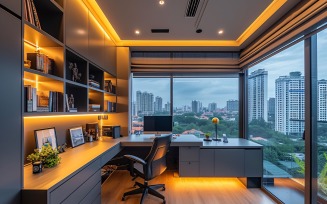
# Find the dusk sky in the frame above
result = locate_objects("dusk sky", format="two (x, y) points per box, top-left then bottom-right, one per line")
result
(132, 29), (327, 109)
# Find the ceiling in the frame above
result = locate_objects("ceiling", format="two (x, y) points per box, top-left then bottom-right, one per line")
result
(85, 0), (301, 51)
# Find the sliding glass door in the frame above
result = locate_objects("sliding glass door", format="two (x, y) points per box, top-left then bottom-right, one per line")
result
(247, 41), (305, 203)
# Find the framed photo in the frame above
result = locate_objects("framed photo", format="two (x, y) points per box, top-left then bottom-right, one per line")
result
(34, 127), (58, 150)
(69, 126), (85, 147)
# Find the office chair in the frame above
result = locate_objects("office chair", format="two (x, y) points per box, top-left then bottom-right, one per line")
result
(122, 134), (172, 204)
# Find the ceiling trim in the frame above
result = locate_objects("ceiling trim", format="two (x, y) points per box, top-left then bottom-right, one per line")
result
(83, 0), (287, 47)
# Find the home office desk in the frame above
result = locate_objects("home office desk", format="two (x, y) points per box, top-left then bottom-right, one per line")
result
(22, 135), (262, 204)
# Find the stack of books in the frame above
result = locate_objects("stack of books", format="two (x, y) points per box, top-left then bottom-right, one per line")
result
(27, 52), (54, 74)
(24, 86), (63, 112)
(89, 104), (101, 112)
(89, 79), (100, 89)
(24, 0), (41, 29)
(106, 101), (116, 112)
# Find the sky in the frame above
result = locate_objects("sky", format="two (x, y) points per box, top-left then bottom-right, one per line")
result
(132, 29), (327, 108)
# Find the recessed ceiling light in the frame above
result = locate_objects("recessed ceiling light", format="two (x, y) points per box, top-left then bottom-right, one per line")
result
(218, 30), (224, 35)
(159, 0), (165, 5)
(135, 30), (140, 35)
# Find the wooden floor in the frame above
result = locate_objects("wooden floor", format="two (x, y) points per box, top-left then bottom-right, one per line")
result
(102, 170), (276, 204)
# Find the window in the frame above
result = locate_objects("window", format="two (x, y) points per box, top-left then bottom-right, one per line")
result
(317, 28), (327, 202)
(131, 75), (239, 138)
(173, 77), (239, 137)
(247, 42), (305, 203)
(131, 77), (171, 134)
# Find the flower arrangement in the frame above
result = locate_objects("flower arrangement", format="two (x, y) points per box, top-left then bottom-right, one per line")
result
(212, 117), (220, 141)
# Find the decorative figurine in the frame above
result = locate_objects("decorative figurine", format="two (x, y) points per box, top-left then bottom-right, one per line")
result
(69, 62), (82, 82)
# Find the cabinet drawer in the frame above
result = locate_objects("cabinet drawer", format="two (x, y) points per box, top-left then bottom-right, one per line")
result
(101, 144), (121, 166)
(50, 159), (101, 204)
(80, 181), (101, 204)
(62, 171), (101, 204)
(180, 147), (199, 161)
(179, 161), (199, 177)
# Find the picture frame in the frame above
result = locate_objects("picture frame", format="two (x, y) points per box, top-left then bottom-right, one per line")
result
(34, 127), (58, 150)
(69, 126), (85, 147)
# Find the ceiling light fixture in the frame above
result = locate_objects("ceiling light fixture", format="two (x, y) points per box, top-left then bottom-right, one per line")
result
(218, 30), (224, 35)
(159, 0), (165, 5)
(135, 30), (140, 35)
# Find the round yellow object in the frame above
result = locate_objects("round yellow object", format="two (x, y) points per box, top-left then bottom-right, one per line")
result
(212, 117), (219, 124)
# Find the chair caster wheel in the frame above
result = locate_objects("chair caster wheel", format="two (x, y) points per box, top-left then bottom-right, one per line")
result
(162, 187), (165, 191)
(121, 196), (125, 201)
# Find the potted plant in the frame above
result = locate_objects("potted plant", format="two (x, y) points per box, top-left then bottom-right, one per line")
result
(205, 132), (211, 139)
(27, 145), (61, 169)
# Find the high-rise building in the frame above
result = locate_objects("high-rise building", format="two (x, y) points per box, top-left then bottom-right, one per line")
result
(208, 102), (217, 112)
(136, 91), (154, 115)
(318, 79), (327, 121)
(268, 98), (275, 123)
(192, 100), (201, 113)
(154, 96), (163, 112)
(275, 72), (305, 135)
(132, 101), (137, 116)
(164, 102), (171, 113)
(226, 100), (238, 112)
(248, 69), (268, 122)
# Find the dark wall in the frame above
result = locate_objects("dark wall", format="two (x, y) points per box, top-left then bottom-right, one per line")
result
(0, 6), (22, 204)
(0, 0), (21, 17)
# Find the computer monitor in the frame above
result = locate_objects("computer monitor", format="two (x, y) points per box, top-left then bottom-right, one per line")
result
(143, 116), (173, 135)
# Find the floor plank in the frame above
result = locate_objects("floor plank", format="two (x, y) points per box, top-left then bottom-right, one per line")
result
(102, 170), (276, 204)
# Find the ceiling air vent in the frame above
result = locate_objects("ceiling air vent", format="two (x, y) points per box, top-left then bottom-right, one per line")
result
(151, 29), (170, 33)
(185, 0), (200, 17)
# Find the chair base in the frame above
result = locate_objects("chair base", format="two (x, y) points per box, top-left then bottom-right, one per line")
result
(122, 181), (166, 204)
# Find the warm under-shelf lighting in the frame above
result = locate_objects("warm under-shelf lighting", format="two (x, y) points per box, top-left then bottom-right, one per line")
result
(24, 114), (102, 119)
(24, 40), (40, 51)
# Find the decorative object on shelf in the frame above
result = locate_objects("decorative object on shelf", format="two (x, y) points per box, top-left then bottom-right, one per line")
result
(24, 60), (31, 68)
(89, 74), (100, 89)
(222, 134), (228, 143)
(32, 161), (42, 174)
(68, 94), (75, 108)
(69, 126), (85, 147)
(86, 122), (99, 141)
(69, 62), (82, 82)
(34, 127), (58, 150)
(27, 145), (61, 169)
(212, 117), (221, 141)
(27, 52), (54, 74)
(58, 143), (67, 153)
(203, 132), (212, 141)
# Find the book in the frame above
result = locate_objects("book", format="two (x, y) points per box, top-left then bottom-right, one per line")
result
(30, 0), (41, 29)
(65, 94), (70, 112)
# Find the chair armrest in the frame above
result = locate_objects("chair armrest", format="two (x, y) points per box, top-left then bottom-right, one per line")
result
(124, 155), (146, 165)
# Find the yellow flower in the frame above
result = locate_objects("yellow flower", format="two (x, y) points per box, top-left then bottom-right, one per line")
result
(212, 117), (219, 124)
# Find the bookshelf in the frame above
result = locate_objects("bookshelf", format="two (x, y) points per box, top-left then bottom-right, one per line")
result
(23, 0), (117, 116)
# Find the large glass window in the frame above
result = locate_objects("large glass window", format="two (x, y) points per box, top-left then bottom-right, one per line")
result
(247, 42), (305, 203)
(317, 28), (327, 202)
(173, 77), (239, 138)
(131, 78), (171, 134)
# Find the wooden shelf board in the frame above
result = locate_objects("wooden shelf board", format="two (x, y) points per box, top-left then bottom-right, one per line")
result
(65, 80), (88, 88)
(89, 86), (104, 93)
(24, 23), (63, 47)
(24, 68), (64, 82)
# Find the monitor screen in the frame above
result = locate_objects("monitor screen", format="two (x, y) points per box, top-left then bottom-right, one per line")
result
(143, 116), (173, 134)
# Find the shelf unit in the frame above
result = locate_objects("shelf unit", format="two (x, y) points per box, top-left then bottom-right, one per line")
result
(23, 0), (117, 116)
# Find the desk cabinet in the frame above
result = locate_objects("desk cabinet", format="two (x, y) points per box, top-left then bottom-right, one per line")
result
(199, 148), (262, 178)
(179, 147), (199, 177)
